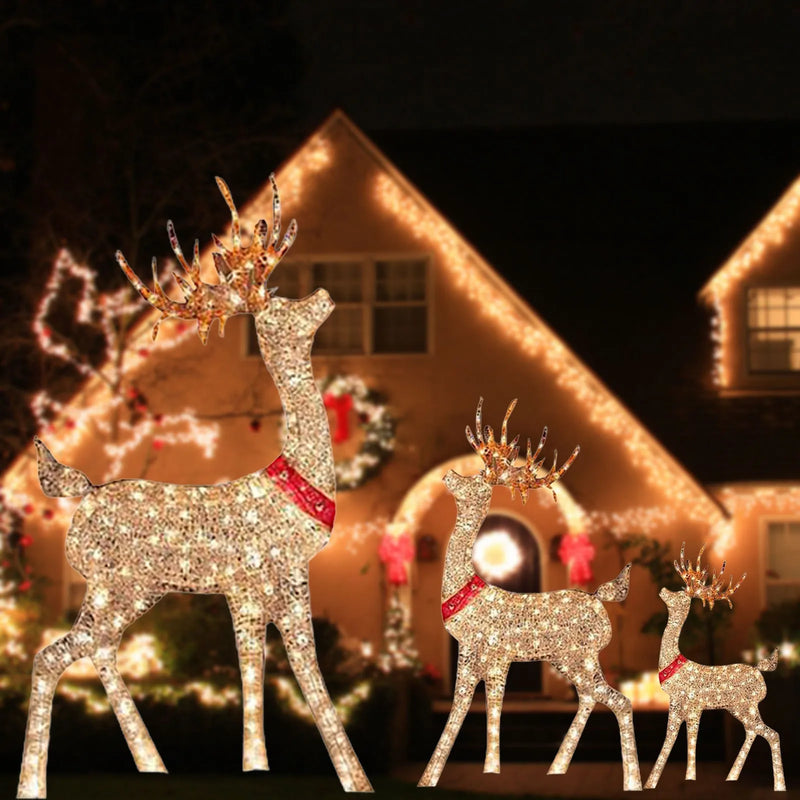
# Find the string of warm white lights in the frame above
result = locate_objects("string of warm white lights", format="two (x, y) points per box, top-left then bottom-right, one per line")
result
(699, 177), (800, 388)
(701, 177), (800, 302)
(54, 675), (373, 724)
(373, 172), (723, 527)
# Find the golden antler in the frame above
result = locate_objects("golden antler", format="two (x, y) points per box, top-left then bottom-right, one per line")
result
(674, 542), (746, 609)
(466, 398), (579, 503)
(508, 439), (581, 503)
(118, 174), (297, 344)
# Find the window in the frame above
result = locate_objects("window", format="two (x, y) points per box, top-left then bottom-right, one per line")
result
(312, 261), (365, 354)
(374, 259), (428, 353)
(747, 287), (800, 372)
(246, 256), (430, 356)
(765, 520), (800, 605)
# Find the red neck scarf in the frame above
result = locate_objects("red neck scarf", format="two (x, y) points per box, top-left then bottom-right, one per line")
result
(264, 455), (335, 530)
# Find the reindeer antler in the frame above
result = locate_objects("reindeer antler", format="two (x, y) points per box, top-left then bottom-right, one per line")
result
(466, 398), (579, 503)
(674, 542), (746, 609)
(118, 174), (297, 344)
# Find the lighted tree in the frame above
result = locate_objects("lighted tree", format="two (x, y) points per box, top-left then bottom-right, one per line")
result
(30, 249), (218, 481)
(0, 250), (220, 684)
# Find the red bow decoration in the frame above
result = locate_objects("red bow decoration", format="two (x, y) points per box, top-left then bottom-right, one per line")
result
(379, 532), (415, 586)
(558, 531), (595, 586)
(324, 392), (353, 443)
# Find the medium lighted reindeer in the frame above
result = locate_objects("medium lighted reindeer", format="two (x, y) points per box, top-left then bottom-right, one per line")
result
(18, 176), (373, 797)
(645, 543), (785, 791)
(419, 399), (642, 791)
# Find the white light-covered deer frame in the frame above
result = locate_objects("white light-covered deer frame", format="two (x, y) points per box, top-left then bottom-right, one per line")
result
(17, 177), (373, 797)
(418, 399), (641, 791)
(645, 543), (785, 791)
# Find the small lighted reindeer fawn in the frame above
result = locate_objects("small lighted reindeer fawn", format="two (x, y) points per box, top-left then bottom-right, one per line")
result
(419, 400), (642, 791)
(645, 543), (784, 791)
(18, 176), (373, 797)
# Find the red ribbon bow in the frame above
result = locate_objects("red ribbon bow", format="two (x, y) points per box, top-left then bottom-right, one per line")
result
(558, 532), (595, 586)
(324, 392), (353, 443)
(379, 533), (415, 585)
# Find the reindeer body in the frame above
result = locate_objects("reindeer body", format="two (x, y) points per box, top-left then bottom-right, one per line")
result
(644, 549), (785, 791)
(420, 431), (640, 791)
(64, 472), (328, 593)
(18, 179), (372, 797)
(447, 588), (613, 662)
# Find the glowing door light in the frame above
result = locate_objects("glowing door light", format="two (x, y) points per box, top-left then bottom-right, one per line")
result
(473, 529), (523, 581)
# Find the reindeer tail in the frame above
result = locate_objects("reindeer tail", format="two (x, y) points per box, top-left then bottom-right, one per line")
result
(757, 648), (779, 672)
(34, 437), (93, 498)
(593, 563), (632, 602)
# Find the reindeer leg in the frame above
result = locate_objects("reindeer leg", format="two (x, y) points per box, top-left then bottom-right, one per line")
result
(726, 727), (755, 783)
(727, 708), (785, 791)
(548, 689), (595, 776)
(90, 587), (166, 775)
(645, 703), (683, 789)
(761, 723), (785, 791)
(483, 659), (509, 773)
(226, 590), (269, 771)
(275, 583), (372, 792)
(418, 646), (480, 787)
(685, 712), (701, 780)
(579, 660), (641, 791)
(18, 586), (108, 798)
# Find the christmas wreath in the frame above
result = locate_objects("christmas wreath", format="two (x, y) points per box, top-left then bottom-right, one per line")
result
(321, 374), (395, 491)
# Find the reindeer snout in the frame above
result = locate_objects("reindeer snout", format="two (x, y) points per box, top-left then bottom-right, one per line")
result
(311, 288), (334, 318)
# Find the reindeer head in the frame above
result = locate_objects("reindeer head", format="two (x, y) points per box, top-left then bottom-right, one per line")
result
(661, 541), (746, 612)
(118, 175), (332, 346)
(445, 398), (579, 503)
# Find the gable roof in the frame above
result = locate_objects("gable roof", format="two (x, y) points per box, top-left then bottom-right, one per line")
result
(314, 111), (724, 526)
(4, 110), (726, 529)
(699, 175), (800, 303)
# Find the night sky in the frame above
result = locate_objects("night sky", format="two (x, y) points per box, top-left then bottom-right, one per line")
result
(3, 1), (800, 478)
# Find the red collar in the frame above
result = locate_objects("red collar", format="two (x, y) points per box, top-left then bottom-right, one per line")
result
(442, 573), (486, 621)
(658, 654), (687, 684)
(264, 455), (335, 530)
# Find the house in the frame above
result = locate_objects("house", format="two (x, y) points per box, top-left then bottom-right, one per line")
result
(698, 179), (800, 639)
(6, 111), (783, 702)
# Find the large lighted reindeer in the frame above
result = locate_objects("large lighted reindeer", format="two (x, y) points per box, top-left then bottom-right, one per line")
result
(18, 176), (373, 797)
(419, 400), (642, 791)
(645, 543), (785, 791)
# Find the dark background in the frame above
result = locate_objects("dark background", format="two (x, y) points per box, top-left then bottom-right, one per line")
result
(2, 0), (800, 479)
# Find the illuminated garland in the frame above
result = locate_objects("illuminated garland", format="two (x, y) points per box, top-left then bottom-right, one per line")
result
(320, 374), (395, 491)
(53, 677), (372, 724)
